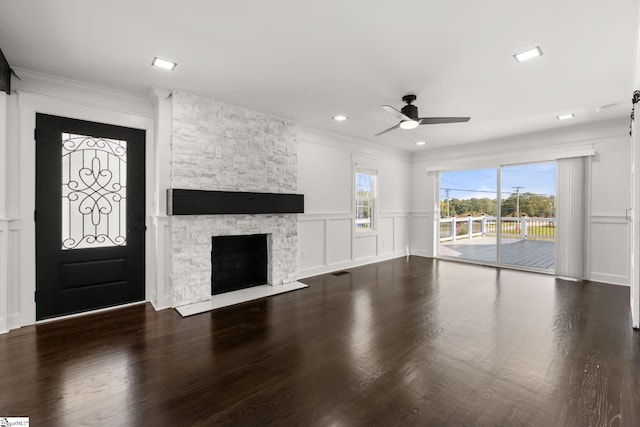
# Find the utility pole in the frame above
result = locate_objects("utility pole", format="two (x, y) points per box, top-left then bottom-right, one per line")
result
(512, 186), (524, 217)
(445, 188), (451, 217)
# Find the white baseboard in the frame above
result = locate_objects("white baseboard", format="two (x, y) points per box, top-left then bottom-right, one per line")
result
(149, 293), (173, 311)
(410, 249), (434, 258)
(588, 272), (630, 286)
(297, 251), (409, 279)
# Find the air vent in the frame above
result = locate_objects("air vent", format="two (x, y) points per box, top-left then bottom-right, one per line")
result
(332, 271), (351, 277)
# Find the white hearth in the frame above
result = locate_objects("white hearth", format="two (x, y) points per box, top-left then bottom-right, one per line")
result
(176, 281), (308, 317)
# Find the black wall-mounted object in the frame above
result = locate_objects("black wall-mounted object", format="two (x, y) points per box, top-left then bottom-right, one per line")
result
(167, 189), (304, 215)
(0, 48), (11, 94)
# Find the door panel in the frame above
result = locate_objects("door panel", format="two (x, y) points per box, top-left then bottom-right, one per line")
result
(438, 168), (498, 264)
(35, 113), (145, 320)
(499, 163), (556, 271)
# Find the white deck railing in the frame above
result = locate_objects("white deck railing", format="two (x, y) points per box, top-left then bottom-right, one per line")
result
(439, 216), (556, 242)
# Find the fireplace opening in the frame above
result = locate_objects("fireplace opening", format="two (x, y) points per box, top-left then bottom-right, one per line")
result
(211, 234), (268, 295)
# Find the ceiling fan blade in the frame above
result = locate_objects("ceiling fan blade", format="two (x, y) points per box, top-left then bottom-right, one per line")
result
(418, 117), (471, 125)
(374, 123), (401, 136)
(382, 105), (413, 122)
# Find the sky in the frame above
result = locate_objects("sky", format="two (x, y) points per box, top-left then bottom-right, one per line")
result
(440, 162), (556, 200)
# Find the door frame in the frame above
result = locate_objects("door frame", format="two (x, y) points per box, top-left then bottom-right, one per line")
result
(17, 90), (155, 326)
(435, 162), (558, 274)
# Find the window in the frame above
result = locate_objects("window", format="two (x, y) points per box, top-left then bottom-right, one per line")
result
(355, 168), (377, 231)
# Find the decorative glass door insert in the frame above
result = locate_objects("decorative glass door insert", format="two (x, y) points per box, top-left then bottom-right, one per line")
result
(61, 133), (127, 250)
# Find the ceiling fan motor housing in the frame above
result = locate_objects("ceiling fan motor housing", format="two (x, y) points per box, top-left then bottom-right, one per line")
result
(401, 104), (419, 121)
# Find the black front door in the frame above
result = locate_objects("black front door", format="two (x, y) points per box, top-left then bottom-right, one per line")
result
(35, 114), (145, 320)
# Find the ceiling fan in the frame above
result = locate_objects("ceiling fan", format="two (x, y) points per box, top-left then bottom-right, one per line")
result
(375, 94), (470, 136)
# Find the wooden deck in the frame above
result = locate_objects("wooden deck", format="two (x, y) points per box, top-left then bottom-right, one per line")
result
(440, 236), (556, 270)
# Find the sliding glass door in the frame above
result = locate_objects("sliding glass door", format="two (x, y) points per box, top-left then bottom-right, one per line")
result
(499, 163), (556, 270)
(439, 168), (498, 264)
(438, 162), (556, 272)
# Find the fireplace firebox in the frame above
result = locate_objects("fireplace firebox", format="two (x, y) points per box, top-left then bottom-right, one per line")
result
(211, 234), (268, 295)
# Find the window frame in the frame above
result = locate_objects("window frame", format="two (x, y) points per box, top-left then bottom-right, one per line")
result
(354, 166), (377, 233)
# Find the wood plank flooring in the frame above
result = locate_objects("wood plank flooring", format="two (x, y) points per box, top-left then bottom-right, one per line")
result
(1, 256), (639, 426)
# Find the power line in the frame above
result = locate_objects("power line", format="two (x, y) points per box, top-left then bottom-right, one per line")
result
(439, 187), (555, 197)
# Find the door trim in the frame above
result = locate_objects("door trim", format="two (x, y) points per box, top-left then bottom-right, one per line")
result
(17, 90), (154, 327)
(35, 113), (146, 319)
(35, 300), (146, 325)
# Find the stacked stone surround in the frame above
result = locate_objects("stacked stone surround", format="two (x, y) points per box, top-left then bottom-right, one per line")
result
(169, 91), (299, 307)
(171, 91), (297, 192)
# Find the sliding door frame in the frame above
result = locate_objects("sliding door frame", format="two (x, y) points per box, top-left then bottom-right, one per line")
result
(437, 162), (555, 275)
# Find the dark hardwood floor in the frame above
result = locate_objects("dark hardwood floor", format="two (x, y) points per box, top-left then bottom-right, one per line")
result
(1, 256), (639, 426)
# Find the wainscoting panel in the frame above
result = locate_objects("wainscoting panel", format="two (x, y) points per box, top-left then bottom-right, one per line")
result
(149, 216), (173, 310)
(326, 218), (352, 265)
(411, 213), (435, 257)
(297, 219), (326, 270)
(589, 214), (630, 285)
(297, 212), (410, 278)
(7, 226), (20, 330)
(0, 220), (8, 333)
(354, 234), (377, 260)
(393, 216), (410, 254)
(0, 219), (20, 333)
(378, 217), (394, 256)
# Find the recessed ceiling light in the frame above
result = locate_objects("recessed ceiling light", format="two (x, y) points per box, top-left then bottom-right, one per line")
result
(415, 141), (426, 146)
(333, 115), (348, 121)
(399, 120), (419, 130)
(152, 57), (177, 71)
(556, 113), (575, 120)
(513, 46), (543, 63)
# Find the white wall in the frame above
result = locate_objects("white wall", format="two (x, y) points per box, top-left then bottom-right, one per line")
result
(409, 168), (438, 258)
(588, 135), (632, 285)
(297, 129), (411, 278)
(410, 118), (632, 285)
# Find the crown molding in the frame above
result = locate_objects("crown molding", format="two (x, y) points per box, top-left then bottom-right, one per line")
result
(12, 67), (152, 116)
(412, 117), (629, 165)
(148, 86), (172, 103)
(298, 124), (411, 162)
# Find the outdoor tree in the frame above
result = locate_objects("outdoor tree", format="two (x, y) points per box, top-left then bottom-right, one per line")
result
(441, 193), (554, 218)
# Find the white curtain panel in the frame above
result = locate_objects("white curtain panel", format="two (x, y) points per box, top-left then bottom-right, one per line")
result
(555, 156), (588, 279)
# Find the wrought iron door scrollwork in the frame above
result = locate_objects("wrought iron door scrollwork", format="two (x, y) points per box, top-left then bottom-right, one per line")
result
(61, 133), (127, 250)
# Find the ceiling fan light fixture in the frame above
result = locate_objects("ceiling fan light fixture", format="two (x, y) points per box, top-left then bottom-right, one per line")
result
(375, 95), (470, 136)
(399, 120), (419, 130)
(513, 46), (543, 63)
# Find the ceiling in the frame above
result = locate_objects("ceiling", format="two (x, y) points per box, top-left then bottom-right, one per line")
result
(1, 1), (638, 152)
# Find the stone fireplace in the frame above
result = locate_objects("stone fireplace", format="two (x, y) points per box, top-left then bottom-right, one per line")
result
(168, 91), (301, 308)
(170, 214), (298, 306)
